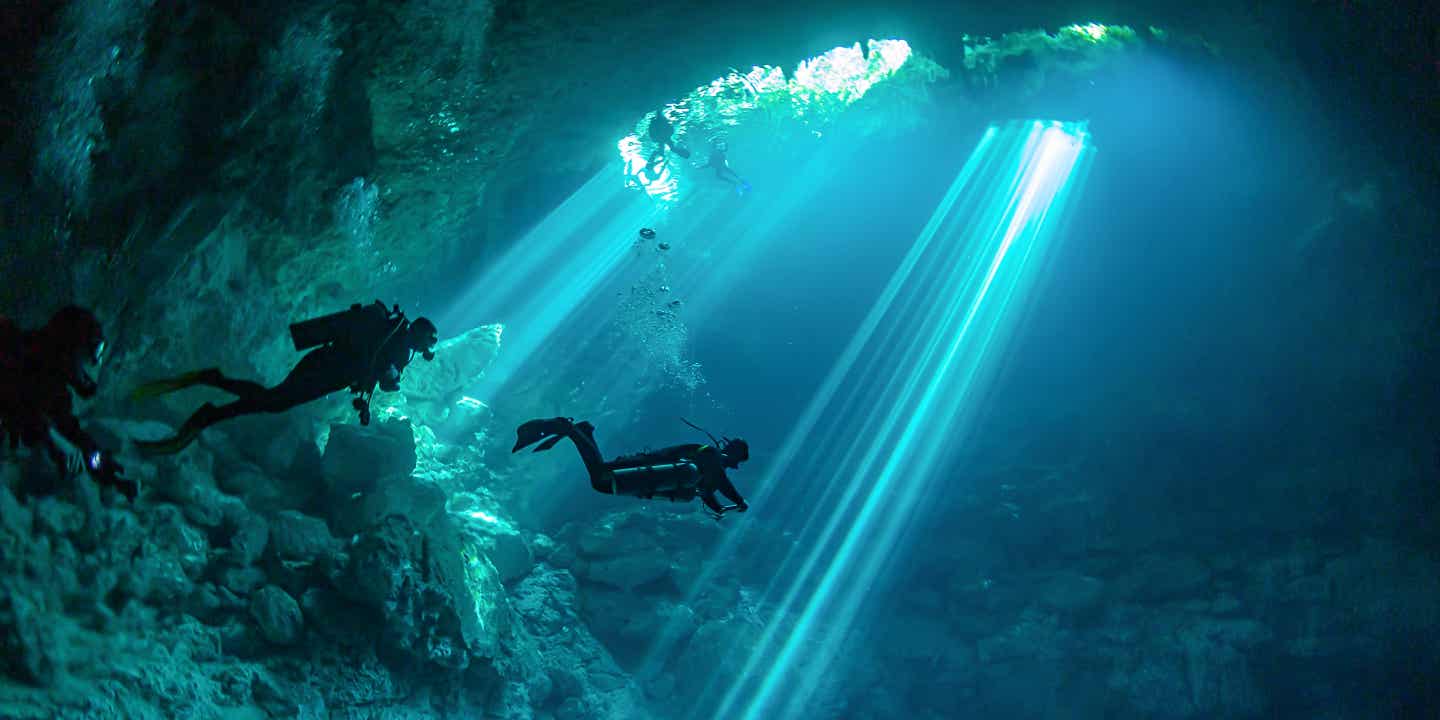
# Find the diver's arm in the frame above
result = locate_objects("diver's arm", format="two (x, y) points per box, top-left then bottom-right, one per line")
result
(47, 411), (122, 480)
(715, 473), (749, 511)
(48, 410), (98, 457)
(700, 490), (726, 516)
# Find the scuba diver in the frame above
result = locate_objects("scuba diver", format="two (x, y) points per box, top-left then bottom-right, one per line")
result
(0, 307), (135, 499)
(705, 140), (751, 196)
(133, 301), (438, 455)
(647, 109), (691, 160)
(512, 417), (749, 519)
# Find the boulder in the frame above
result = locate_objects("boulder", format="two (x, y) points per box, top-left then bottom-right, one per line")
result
(32, 497), (85, 538)
(576, 518), (661, 558)
(0, 583), (67, 686)
(449, 492), (532, 584)
(337, 514), (499, 670)
(512, 568), (580, 637)
(249, 585), (303, 645)
(321, 420), (418, 495)
(151, 504), (211, 579)
(267, 510), (338, 563)
(221, 566), (269, 596)
(224, 502), (270, 566)
(386, 323), (502, 431)
(581, 554), (673, 593)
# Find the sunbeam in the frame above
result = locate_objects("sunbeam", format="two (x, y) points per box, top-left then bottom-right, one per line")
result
(693, 120), (1094, 720)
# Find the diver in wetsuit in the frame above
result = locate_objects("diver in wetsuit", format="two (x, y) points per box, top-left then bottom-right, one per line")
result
(512, 417), (749, 519)
(133, 301), (438, 455)
(705, 140), (750, 195)
(1, 307), (135, 499)
(648, 110), (692, 160)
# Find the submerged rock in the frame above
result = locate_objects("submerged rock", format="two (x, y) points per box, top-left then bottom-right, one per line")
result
(267, 510), (338, 563)
(0, 584), (67, 686)
(448, 491), (532, 584)
(322, 420), (418, 495)
(250, 585), (304, 646)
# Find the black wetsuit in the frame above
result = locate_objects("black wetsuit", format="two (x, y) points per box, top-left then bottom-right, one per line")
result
(570, 426), (745, 514)
(707, 148), (746, 188)
(1, 314), (132, 497)
(194, 332), (413, 419)
(648, 113), (691, 159)
(138, 310), (419, 454)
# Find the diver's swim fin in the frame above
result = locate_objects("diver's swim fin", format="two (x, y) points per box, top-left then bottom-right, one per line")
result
(135, 433), (195, 457)
(131, 368), (221, 400)
(513, 417), (573, 453)
(532, 434), (565, 453)
(135, 404), (214, 456)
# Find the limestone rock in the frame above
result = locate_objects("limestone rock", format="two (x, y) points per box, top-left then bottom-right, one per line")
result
(225, 502), (270, 567)
(580, 554), (673, 593)
(221, 566), (269, 596)
(387, 323), (503, 431)
(250, 585), (304, 645)
(339, 514), (494, 670)
(32, 497), (85, 538)
(150, 504), (211, 579)
(0, 583), (67, 686)
(129, 547), (195, 605)
(449, 491), (533, 584)
(267, 510), (338, 563)
(1039, 572), (1106, 614)
(321, 420), (418, 495)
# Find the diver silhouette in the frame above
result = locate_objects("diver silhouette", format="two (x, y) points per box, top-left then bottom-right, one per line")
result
(134, 301), (437, 455)
(1, 306), (135, 499)
(705, 140), (750, 195)
(513, 417), (749, 519)
(648, 110), (692, 160)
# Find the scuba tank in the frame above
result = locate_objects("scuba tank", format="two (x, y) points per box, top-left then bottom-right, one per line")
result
(289, 300), (402, 352)
(612, 461), (700, 499)
(290, 301), (410, 428)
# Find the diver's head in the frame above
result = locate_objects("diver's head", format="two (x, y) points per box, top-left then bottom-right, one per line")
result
(720, 437), (749, 469)
(409, 317), (438, 360)
(44, 306), (106, 397)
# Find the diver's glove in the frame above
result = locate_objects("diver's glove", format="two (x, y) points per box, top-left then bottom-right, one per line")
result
(88, 450), (136, 501)
(705, 503), (746, 522)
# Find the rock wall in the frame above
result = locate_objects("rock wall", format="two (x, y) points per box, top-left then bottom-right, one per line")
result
(0, 415), (653, 719)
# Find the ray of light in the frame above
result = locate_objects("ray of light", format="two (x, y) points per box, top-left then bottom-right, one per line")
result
(437, 172), (666, 394)
(672, 119), (1095, 720)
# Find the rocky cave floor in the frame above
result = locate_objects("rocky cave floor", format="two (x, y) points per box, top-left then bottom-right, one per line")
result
(2, 410), (1436, 720)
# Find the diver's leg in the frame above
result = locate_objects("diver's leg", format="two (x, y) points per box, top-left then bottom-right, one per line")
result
(256, 347), (353, 413)
(137, 350), (348, 455)
(190, 369), (266, 398)
(135, 400), (238, 455)
(568, 422), (621, 493)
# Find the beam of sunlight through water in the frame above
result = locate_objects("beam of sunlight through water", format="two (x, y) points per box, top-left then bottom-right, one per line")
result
(437, 172), (666, 395)
(680, 120), (1094, 720)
